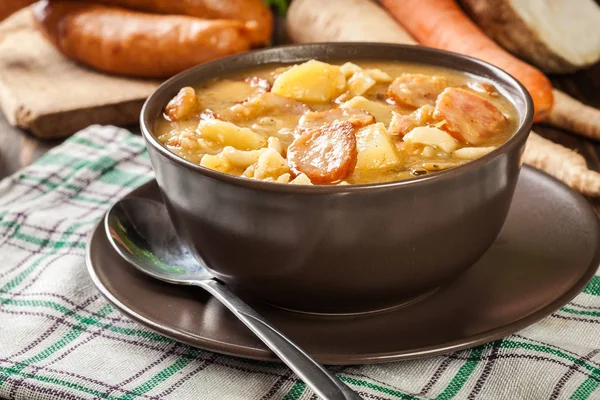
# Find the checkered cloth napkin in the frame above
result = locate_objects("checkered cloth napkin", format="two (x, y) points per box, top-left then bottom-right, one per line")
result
(1, 125), (600, 400)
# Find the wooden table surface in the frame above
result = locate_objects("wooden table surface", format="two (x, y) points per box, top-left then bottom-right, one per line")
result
(0, 60), (599, 210)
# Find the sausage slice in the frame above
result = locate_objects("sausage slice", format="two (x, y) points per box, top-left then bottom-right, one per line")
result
(434, 88), (507, 144)
(288, 121), (358, 184)
(387, 74), (448, 108)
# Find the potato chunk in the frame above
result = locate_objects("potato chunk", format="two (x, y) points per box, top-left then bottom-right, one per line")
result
(271, 60), (346, 103)
(254, 148), (290, 180)
(387, 74), (448, 108)
(355, 123), (400, 170)
(277, 173), (291, 183)
(341, 96), (395, 125)
(339, 62), (392, 83)
(290, 173), (313, 185)
(403, 126), (459, 153)
(340, 62), (362, 78)
(200, 154), (231, 174)
(347, 72), (376, 97)
(197, 119), (267, 150)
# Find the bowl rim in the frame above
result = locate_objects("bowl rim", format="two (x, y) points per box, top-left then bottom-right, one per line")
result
(140, 42), (534, 194)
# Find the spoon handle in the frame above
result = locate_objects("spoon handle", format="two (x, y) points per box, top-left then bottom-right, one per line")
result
(196, 279), (362, 400)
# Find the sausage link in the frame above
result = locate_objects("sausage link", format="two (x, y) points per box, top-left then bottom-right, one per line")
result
(91, 0), (273, 45)
(32, 0), (253, 79)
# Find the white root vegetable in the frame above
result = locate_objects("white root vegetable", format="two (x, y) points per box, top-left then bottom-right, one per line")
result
(286, 0), (416, 44)
(200, 154), (231, 174)
(547, 89), (600, 141)
(523, 132), (600, 196)
(460, 0), (600, 74)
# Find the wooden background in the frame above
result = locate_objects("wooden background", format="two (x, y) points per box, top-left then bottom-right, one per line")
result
(0, 14), (599, 212)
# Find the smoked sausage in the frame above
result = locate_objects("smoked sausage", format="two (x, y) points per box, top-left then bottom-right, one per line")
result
(91, 0), (273, 45)
(434, 88), (507, 144)
(32, 0), (253, 79)
(288, 121), (358, 183)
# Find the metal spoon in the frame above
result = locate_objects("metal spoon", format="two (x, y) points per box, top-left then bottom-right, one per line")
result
(105, 198), (362, 400)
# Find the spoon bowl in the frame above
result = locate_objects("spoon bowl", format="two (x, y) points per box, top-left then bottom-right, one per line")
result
(105, 198), (212, 283)
(105, 197), (363, 400)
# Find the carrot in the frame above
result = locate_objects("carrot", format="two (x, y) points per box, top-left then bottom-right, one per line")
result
(379, 0), (553, 123)
(547, 89), (600, 141)
(523, 132), (600, 196)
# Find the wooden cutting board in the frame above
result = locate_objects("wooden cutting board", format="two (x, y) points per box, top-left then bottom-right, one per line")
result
(0, 8), (160, 139)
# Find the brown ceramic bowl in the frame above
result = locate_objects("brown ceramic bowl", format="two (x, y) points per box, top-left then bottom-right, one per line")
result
(140, 43), (534, 314)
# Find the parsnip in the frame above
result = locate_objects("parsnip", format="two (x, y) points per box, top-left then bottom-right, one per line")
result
(286, 0), (416, 44)
(523, 132), (600, 197)
(547, 89), (600, 141)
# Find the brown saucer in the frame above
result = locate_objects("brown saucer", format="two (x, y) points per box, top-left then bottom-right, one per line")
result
(86, 166), (600, 365)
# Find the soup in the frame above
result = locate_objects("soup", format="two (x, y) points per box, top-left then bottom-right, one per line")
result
(155, 60), (518, 185)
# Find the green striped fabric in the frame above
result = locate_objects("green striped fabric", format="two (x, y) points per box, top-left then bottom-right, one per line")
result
(0, 125), (599, 400)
